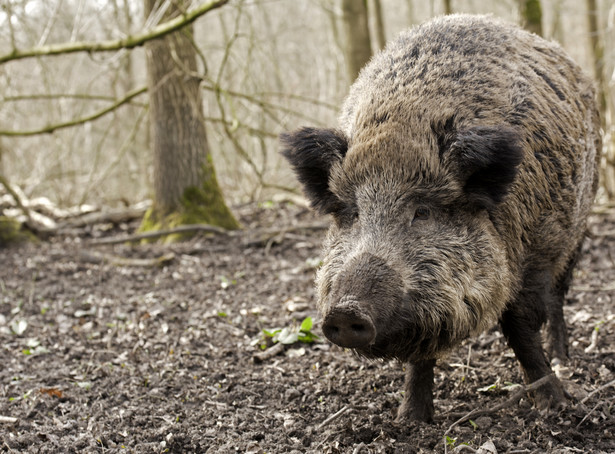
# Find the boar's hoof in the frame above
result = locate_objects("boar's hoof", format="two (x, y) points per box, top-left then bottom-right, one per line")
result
(395, 399), (434, 424)
(531, 375), (567, 413)
(322, 305), (376, 349)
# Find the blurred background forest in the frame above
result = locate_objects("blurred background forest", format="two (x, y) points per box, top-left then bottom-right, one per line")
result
(0, 0), (614, 230)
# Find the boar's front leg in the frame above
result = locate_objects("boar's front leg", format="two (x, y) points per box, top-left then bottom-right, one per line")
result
(396, 358), (437, 423)
(500, 289), (566, 410)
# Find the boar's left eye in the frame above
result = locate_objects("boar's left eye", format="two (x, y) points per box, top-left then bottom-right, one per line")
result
(412, 206), (431, 223)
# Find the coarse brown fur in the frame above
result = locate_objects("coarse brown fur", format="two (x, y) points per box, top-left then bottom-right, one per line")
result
(281, 14), (601, 422)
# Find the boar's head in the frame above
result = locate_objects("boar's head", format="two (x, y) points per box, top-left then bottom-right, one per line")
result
(281, 123), (523, 362)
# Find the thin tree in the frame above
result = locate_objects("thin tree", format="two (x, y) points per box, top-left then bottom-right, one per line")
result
(519, 0), (543, 36)
(340, 0), (372, 83)
(587, 0), (614, 198)
(141, 0), (238, 234)
(370, 0), (386, 51)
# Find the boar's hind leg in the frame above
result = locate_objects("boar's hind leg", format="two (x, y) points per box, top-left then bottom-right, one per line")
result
(500, 287), (566, 410)
(396, 359), (436, 423)
(546, 243), (583, 365)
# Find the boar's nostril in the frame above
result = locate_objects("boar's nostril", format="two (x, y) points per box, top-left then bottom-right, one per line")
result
(322, 307), (376, 349)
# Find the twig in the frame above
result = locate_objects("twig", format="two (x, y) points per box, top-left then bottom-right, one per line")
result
(444, 375), (553, 438)
(584, 327), (600, 353)
(0, 86), (147, 137)
(252, 342), (285, 363)
(579, 378), (615, 405)
(0, 415), (18, 424)
(575, 400), (602, 429)
(572, 283), (615, 292)
(0, 0), (229, 64)
(318, 405), (352, 429)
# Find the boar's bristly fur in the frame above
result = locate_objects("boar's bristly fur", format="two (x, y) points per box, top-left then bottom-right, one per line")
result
(281, 14), (600, 423)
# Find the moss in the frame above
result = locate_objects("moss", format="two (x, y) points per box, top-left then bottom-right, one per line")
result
(522, 0), (542, 35)
(0, 217), (35, 247)
(139, 162), (239, 243)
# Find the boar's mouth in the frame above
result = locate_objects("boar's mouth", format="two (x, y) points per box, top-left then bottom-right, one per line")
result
(350, 311), (458, 362)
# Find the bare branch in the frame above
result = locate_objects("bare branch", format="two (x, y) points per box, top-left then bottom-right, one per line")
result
(0, 0), (229, 64)
(0, 86), (147, 137)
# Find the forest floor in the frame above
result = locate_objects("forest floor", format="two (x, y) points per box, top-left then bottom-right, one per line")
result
(0, 202), (614, 454)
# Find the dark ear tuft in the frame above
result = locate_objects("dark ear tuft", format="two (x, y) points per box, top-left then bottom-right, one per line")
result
(449, 126), (524, 209)
(280, 127), (348, 214)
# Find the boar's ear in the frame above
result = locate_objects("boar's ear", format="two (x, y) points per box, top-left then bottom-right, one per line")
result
(280, 127), (348, 214)
(450, 126), (524, 210)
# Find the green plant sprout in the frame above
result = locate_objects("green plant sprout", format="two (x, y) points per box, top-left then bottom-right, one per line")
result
(261, 317), (319, 348)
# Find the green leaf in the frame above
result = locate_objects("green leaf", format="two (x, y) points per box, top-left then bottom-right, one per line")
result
(263, 328), (281, 338)
(300, 317), (313, 333)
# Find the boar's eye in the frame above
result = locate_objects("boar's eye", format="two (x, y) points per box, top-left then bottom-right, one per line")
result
(333, 207), (359, 228)
(412, 206), (431, 223)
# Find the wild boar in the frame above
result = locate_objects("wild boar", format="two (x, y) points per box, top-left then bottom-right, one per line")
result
(281, 14), (600, 422)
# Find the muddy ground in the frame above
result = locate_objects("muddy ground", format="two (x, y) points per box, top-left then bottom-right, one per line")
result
(1, 203), (614, 453)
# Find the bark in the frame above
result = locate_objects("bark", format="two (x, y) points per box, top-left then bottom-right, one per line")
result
(519, 0), (543, 36)
(340, 0), (372, 84)
(143, 0), (238, 233)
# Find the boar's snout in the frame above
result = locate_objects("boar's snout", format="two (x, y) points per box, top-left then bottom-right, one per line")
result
(322, 303), (376, 348)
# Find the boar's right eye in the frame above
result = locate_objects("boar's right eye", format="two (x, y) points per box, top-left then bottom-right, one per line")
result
(412, 206), (431, 223)
(333, 207), (359, 228)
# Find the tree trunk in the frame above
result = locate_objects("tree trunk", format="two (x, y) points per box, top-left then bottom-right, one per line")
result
(587, 0), (614, 199)
(519, 0), (543, 36)
(587, 0), (607, 124)
(444, 0), (453, 15)
(142, 0), (238, 235)
(370, 0), (386, 51)
(405, 0), (415, 26)
(340, 0), (372, 84)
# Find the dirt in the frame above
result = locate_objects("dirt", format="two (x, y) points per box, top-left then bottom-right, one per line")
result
(1, 203), (614, 454)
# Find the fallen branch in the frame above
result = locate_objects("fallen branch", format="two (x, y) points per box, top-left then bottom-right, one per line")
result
(88, 223), (230, 245)
(590, 228), (615, 237)
(78, 251), (175, 267)
(0, 174), (32, 224)
(59, 206), (149, 229)
(87, 221), (329, 246)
